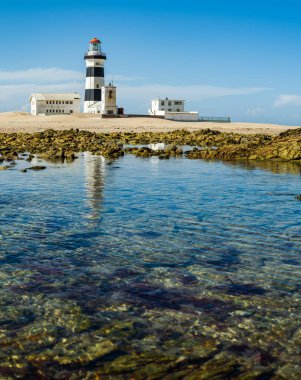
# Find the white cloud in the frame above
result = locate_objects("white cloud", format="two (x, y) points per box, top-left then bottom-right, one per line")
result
(117, 84), (268, 102)
(0, 67), (269, 113)
(274, 94), (301, 108)
(110, 74), (146, 82)
(246, 107), (263, 116)
(0, 68), (84, 83)
(0, 68), (146, 84)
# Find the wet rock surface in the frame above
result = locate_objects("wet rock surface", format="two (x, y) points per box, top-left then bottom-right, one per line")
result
(0, 127), (300, 162)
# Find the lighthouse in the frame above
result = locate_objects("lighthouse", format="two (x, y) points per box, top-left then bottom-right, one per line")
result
(84, 38), (106, 114)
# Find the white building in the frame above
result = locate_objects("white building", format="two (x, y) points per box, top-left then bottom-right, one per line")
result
(149, 97), (199, 121)
(149, 98), (185, 116)
(84, 38), (118, 115)
(101, 84), (118, 115)
(165, 111), (199, 121)
(30, 93), (81, 116)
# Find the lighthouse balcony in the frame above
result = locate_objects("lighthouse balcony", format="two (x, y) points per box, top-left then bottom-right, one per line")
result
(85, 51), (107, 60)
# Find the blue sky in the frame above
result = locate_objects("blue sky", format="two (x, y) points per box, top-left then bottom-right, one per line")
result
(1, 0), (301, 124)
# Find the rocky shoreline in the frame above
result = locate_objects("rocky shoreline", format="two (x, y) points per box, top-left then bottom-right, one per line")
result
(0, 128), (300, 165)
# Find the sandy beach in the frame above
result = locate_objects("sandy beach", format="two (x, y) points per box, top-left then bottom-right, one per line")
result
(0, 112), (299, 135)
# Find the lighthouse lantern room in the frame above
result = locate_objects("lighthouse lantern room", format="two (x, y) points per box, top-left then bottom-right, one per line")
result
(84, 38), (107, 114)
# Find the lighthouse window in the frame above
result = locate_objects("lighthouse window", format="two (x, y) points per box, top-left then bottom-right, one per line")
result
(109, 90), (113, 99)
(70, 101), (73, 105)
(96, 85), (99, 88)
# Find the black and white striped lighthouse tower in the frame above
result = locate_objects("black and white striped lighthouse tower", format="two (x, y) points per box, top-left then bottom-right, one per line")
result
(84, 38), (106, 113)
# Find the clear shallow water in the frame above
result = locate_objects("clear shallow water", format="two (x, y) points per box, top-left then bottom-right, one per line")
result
(0, 154), (301, 379)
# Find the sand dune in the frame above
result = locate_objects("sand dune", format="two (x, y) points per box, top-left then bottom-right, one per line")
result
(0, 112), (299, 135)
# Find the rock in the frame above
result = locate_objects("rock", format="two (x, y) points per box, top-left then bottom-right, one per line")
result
(26, 154), (34, 162)
(0, 127), (299, 163)
(19, 169), (27, 173)
(27, 166), (47, 171)
(295, 195), (301, 201)
(99, 142), (124, 158)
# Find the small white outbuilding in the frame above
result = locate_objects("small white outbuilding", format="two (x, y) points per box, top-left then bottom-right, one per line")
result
(30, 93), (81, 116)
(149, 97), (199, 121)
(165, 112), (199, 121)
(149, 98), (185, 116)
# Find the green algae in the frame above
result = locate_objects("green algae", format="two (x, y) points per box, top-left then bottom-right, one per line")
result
(0, 127), (300, 162)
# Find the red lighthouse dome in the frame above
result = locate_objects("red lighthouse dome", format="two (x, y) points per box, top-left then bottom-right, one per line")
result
(90, 37), (101, 44)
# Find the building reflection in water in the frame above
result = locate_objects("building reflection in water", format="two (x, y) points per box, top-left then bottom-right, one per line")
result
(84, 152), (106, 220)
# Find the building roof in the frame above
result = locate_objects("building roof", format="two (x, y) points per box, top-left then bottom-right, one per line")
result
(30, 93), (81, 101)
(90, 37), (100, 44)
(153, 98), (185, 102)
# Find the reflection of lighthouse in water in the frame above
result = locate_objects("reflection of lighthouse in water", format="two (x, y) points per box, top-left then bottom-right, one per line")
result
(84, 153), (106, 219)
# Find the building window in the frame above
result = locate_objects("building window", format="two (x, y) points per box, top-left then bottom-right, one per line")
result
(96, 85), (99, 88)
(168, 109), (172, 111)
(161, 101), (165, 106)
(174, 101), (182, 105)
(177, 109), (180, 112)
(168, 101), (172, 106)
(70, 101), (73, 105)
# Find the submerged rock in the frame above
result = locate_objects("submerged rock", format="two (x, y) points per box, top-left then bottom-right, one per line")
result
(27, 166), (47, 171)
(28, 334), (116, 366)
